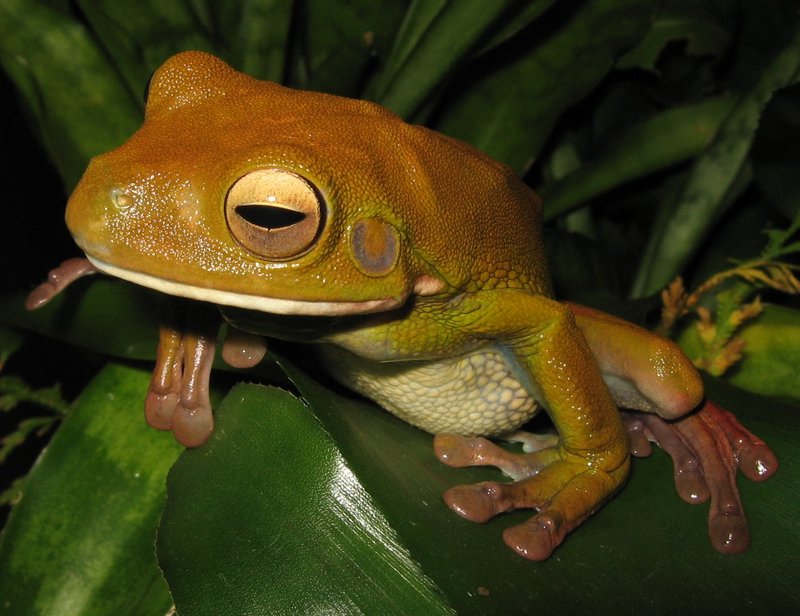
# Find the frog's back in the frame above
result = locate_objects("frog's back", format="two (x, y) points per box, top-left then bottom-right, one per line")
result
(144, 51), (552, 298)
(384, 121), (551, 297)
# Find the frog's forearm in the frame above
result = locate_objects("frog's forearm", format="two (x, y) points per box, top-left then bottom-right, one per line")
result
(145, 301), (220, 447)
(463, 291), (629, 473)
(25, 257), (96, 310)
(438, 290), (631, 560)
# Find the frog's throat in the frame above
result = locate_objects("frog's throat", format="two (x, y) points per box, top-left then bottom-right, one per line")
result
(85, 256), (404, 316)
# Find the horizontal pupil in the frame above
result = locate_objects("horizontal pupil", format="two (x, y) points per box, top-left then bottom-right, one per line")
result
(236, 204), (306, 229)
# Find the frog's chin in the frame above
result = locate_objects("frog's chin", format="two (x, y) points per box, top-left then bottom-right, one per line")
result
(85, 256), (404, 317)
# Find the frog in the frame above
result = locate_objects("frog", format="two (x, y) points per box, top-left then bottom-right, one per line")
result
(28, 51), (777, 561)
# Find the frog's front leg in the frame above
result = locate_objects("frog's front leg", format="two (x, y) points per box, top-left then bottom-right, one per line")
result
(440, 291), (630, 560)
(25, 257), (97, 309)
(145, 300), (221, 447)
(25, 264), (221, 447)
(440, 299), (778, 556)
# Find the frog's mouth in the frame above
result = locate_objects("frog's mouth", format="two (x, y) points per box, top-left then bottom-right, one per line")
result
(85, 256), (404, 317)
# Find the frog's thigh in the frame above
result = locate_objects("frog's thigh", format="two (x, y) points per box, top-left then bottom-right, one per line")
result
(567, 302), (703, 417)
(320, 345), (539, 436)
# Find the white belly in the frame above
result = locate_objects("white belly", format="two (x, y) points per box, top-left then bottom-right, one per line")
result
(320, 345), (539, 436)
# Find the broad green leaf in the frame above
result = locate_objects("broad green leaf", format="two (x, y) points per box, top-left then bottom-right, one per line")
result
(541, 96), (735, 220)
(299, 0), (407, 95)
(77, 0), (216, 96)
(632, 29), (800, 297)
(207, 0), (292, 81)
(616, 0), (733, 72)
(435, 0), (657, 173)
(678, 304), (800, 401)
(159, 383), (454, 615)
(0, 325), (22, 369)
(0, 280), (160, 361)
(731, 304), (800, 399)
(0, 0), (141, 189)
(0, 363), (182, 615)
(369, 0), (517, 118)
(158, 350), (800, 614)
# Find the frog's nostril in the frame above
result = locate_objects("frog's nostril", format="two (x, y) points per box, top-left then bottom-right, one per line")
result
(235, 204), (306, 230)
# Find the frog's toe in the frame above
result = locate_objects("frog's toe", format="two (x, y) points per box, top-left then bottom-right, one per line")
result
(503, 513), (562, 561)
(221, 328), (268, 369)
(700, 402), (778, 482)
(145, 389), (178, 430)
(443, 481), (508, 522)
(433, 434), (488, 467)
(442, 465), (560, 524)
(709, 507), (750, 554)
(502, 430), (559, 453)
(434, 433), (557, 480)
(674, 464), (710, 504)
(504, 465), (625, 560)
(622, 416), (652, 457)
(624, 400), (777, 554)
(172, 403), (215, 448)
(738, 442), (778, 482)
(623, 409), (711, 503)
(25, 257), (96, 310)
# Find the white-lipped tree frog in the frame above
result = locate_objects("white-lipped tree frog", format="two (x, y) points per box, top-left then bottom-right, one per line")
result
(29, 52), (777, 560)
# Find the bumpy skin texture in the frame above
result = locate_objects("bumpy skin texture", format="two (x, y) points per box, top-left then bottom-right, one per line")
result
(66, 52), (551, 308)
(57, 51), (776, 560)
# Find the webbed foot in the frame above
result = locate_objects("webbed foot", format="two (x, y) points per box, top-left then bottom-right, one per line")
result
(623, 400), (778, 554)
(434, 434), (629, 560)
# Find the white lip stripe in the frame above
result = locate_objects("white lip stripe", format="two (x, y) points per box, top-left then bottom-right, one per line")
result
(85, 256), (402, 316)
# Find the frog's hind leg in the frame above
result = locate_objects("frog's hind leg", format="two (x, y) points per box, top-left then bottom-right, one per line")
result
(568, 302), (778, 554)
(566, 302), (704, 418)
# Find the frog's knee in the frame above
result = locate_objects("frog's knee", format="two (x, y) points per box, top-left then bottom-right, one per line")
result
(601, 341), (703, 419)
(638, 343), (704, 418)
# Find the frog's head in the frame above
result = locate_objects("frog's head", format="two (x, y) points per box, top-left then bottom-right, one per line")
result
(67, 51), (546, 316)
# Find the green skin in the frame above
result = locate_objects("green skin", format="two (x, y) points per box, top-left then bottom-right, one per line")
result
(42, 51), (773, 560)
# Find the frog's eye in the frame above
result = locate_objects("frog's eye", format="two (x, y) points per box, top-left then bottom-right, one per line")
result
(225, 169), (325, 259)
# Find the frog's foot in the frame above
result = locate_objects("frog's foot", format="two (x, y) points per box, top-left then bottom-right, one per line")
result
(25, 258), (97, 310)
(145, 301), (221, 447)
(622, 400), (778, 554)
(434, 434), (629, 560)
